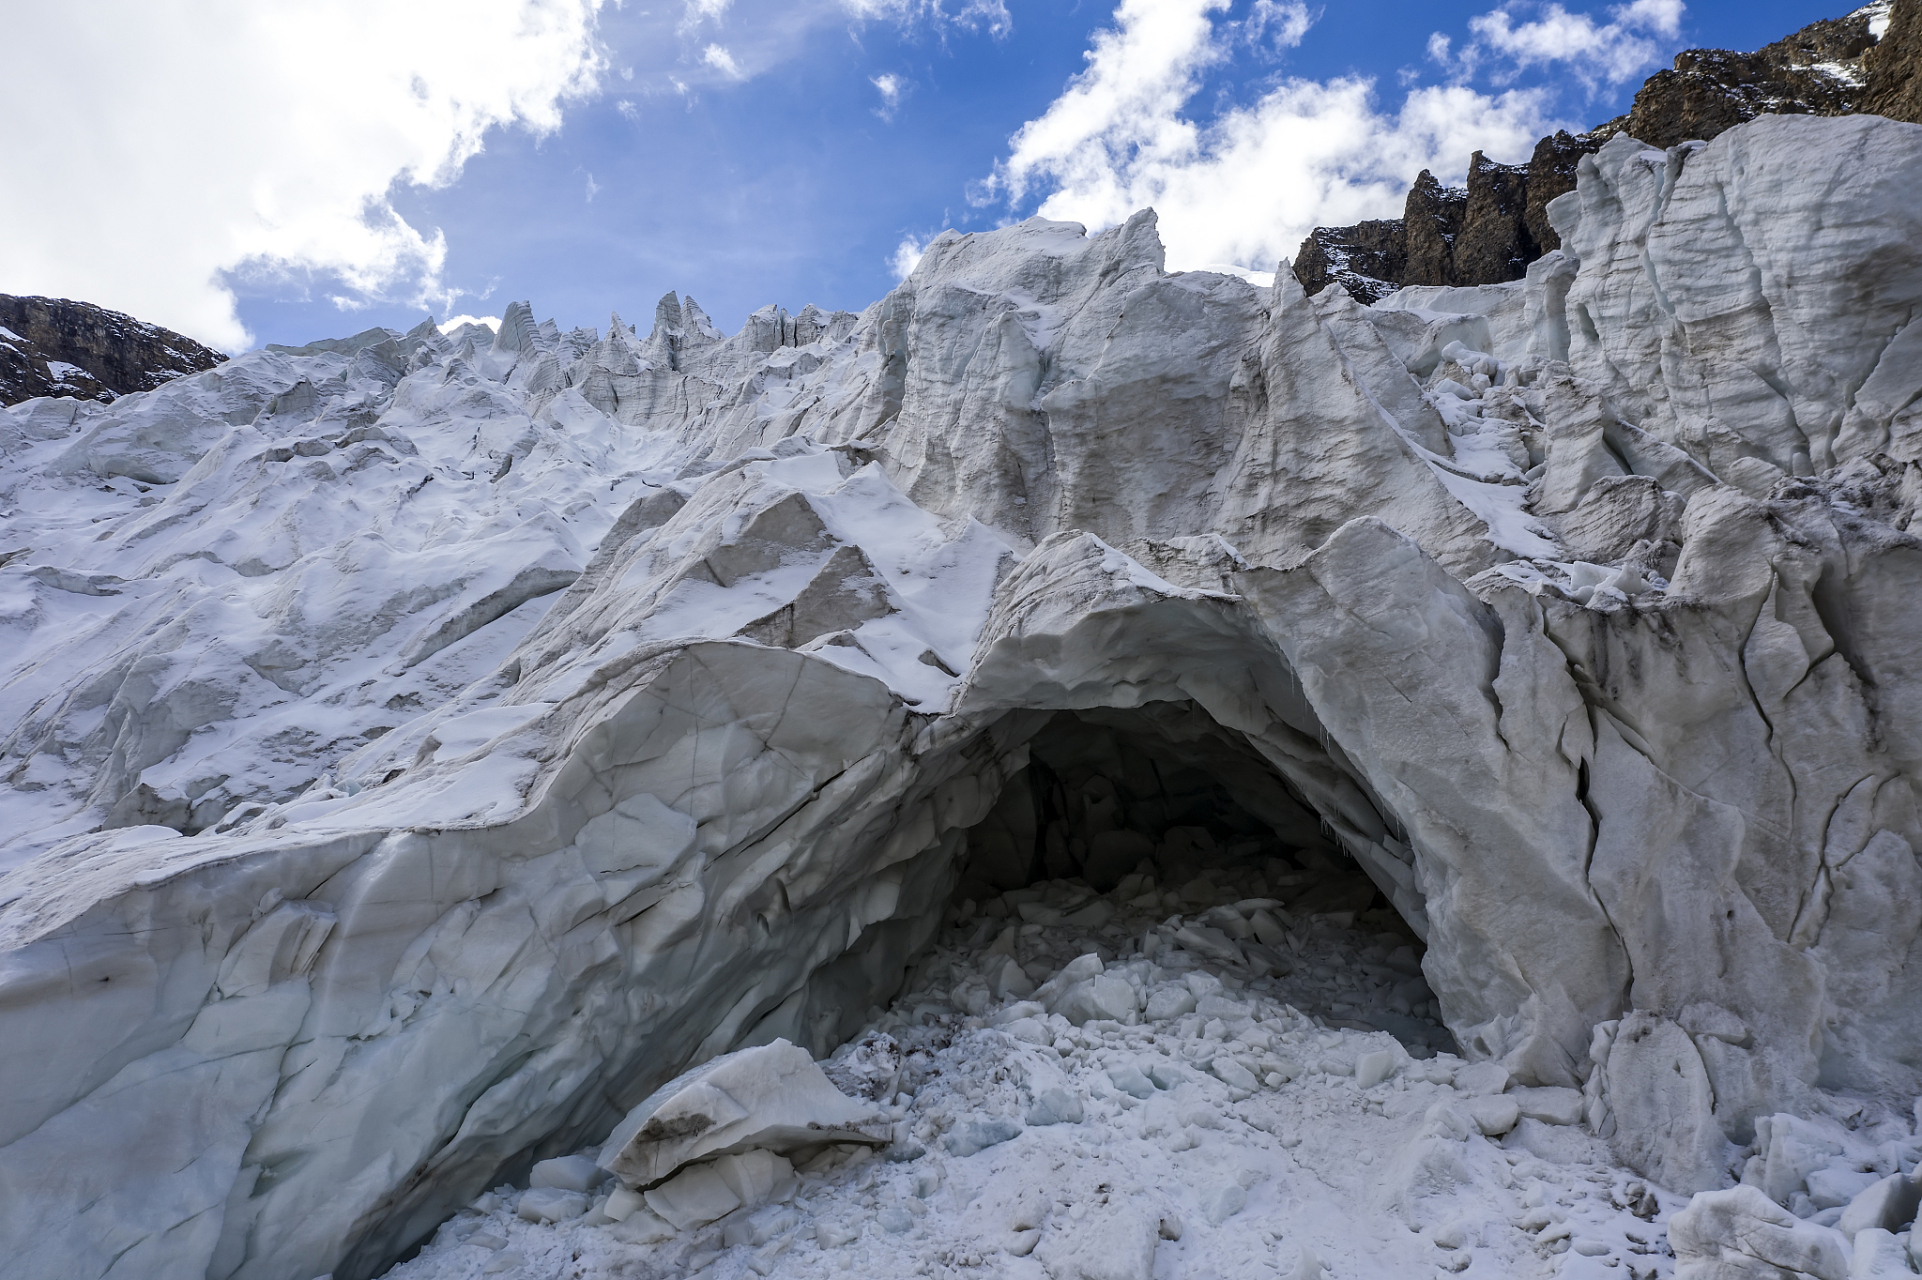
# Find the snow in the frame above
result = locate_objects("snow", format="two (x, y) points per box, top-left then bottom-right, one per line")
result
(386, 867), (1686, 1280)
(1863, 0), (1893, 41)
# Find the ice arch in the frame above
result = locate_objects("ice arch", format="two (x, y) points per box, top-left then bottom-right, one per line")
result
(0, 530), (1455, 1280)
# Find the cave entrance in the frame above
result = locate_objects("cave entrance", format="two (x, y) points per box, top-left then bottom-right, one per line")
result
(928, 701), (1448, 1050)
(956, 702), (1401, 925)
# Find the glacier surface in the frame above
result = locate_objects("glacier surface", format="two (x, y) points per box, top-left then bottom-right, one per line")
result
(2, 114), (1922, 1279)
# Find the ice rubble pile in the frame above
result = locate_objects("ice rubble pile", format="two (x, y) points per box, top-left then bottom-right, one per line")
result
(1, 113), (1922, 1280)
(396, 870), (1682, 1280)
(401, 868), (1922, 1280)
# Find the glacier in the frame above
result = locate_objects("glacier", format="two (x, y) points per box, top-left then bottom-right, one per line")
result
(2, 114), (1922, 1279)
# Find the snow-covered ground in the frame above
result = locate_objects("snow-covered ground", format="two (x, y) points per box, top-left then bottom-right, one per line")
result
(387, 864), (1679, 1280)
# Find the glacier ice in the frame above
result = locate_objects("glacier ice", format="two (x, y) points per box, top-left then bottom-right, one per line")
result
(596, 1040), (892, 1188)
(1, 114), (1921, 1279)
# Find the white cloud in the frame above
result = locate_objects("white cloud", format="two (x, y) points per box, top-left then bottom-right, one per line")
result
(439, 314), (502, 333)
(703, 43), (744, 76)
(985, 0), (1561, 278)
(683, 0), (734, 26)
(873, 72), (906, 119)
(0, 0), (605, 352)
(890, 234), (929, 280)
(1441, 0), (1685, 89)
(839, 0), (1013, 37)
(585, 172), (602, 201)
(1246, 0), (1315, 51)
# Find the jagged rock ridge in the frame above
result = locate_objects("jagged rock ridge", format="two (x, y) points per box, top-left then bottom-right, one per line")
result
(1293, 0), (1909, 302)
(0, 294), (226, 407)
(0, 111), (1920, 1280)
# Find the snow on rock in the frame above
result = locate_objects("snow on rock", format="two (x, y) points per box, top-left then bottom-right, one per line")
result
(3, 114), (1922, 1280)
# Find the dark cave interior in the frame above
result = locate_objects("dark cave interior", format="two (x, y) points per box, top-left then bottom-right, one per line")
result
(951, 703), (1416, 945)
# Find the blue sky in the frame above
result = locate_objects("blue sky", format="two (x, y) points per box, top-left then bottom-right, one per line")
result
(1, 0), (1859, 351)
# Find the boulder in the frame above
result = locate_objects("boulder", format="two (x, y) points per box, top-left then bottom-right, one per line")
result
(1669, 1185), (1849, 1280)
(598, 1040), (891, 1189)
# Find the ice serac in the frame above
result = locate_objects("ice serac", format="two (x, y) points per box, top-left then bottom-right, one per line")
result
(3, 113), (1922, 1279)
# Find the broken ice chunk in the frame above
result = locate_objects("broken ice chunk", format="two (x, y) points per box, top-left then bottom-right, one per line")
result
(1201, 1180), (1247, 1225)
(600, 1185), (648, 1222)
(1464, 1096), (1521, 1136)
(1212, 1057), (1259, 1091)
(531, 1153), (604, 1192)
(823, 1031), (904, 1102)
(986, 954), (1036, 999)
(1108, 1062), (1157, 1099)
(1027, 1086), (1085, 1126)
(1174, 924), (1244, 965)
(710, 1149), (797, 1207)
(1145, 1061), (1186, 1091)
(1195, 993), (1253, 1020)
(1053, 974), (1141, 1025)
(1851, 1227), (1912, 1277)
(605, 1205), (677, 1244)
(1249, 908), (1288, 947)
(946, 1116), (1023, 1156)
(723, 1202), (800, 1248)
(1508, 1085), (1584, 1126)
(517, 1187), (588, 1223)
(598, 1039), (892, 1188)
(1808, 1165), (1881, 1210)
(1452, 1061), (1509, 1096)
(1355, 1049), (1399, 1088)
(815, 1220), (860, 1248)
(1063, 899), (1116, 929)
(1669, 1185), (1849, 1280)
(1144, 985), (1197, 1021)
(1837, 1171), (1922, 1241)
(1001, 1016), (1053, 1045)
(644, 1162), (744, 1229)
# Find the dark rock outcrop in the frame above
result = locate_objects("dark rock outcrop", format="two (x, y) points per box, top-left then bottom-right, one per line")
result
(1399, 170), (1468, 287)
(1866, 0), (1922, 122)
(1292, 1), (1902, 301)
(0, 294), (226, 408)
(1297, 149), (1572, 300)
(1291, 221), (1407, 304)
(1523, 129), (1612, 254)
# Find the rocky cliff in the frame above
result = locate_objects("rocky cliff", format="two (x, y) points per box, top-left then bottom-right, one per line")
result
(0, 294), (226, 407)
(1294, 0), (1912, 301)
(1868, 0), (1922, 119)
(1, 110), (1920, 1280)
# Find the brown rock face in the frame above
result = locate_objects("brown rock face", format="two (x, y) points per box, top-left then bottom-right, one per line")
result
(1866, 0), (1922, 124)
(1525, 130), (1612, 255)
(1446, 153), (1533, 285)
(1291, 2), (1895, 302)
(0, 294), (226, 407)
(1621, 5), (1881, 146)
(1622, 47), (1864, 149)
(1400, 170), (1468, 288)
(1291, 221), (1407, 305)
(1294, 153), (1541, 302)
